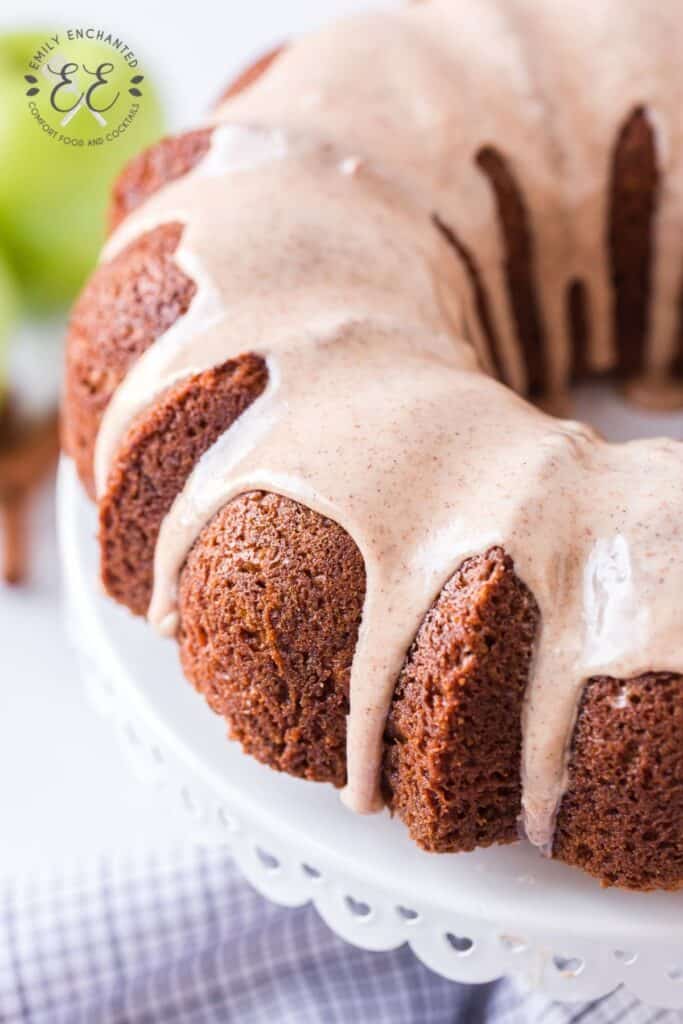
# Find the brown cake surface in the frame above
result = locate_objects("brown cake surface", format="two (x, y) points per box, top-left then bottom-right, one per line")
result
(62, 223), (196, 497)
(178, 492), (365, 786)
(99, 356), (267, 615)
(383, 547), (539, 853)
(555, 673), (683, 890)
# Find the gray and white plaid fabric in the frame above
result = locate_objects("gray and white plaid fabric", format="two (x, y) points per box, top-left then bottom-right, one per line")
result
(0, 846), (677, 1023)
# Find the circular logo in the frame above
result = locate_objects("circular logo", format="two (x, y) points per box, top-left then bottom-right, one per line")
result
(23, 29), (147, 147)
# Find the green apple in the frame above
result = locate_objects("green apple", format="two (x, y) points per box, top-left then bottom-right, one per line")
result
(0, 246), (18, 410)
(0, 30), (164, 310)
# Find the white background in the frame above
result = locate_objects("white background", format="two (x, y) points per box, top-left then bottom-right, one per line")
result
(1, 0), (682, 876)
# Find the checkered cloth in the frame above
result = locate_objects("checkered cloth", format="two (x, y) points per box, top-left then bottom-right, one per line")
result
(0, 846), (675, 1023)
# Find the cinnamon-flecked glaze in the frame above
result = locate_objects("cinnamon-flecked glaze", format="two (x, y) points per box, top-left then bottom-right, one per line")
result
(109, 131), (213, 234)
(63, 1), (683, 888)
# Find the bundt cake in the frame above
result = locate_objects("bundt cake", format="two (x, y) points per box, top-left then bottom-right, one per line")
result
(63, 0), (683, 891)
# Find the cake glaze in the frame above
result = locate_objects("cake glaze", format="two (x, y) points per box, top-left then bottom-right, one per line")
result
(66, 0), (683, 873)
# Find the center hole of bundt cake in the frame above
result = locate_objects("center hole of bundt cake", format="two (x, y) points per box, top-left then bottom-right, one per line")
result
(439, 108), (683, 440)
(571, 383), (683, 443)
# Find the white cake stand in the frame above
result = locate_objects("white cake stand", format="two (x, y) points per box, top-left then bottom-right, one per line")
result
(57, 407), (683, 1007)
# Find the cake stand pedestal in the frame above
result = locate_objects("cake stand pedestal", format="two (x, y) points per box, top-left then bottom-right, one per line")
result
(57, 456), (683, 1008)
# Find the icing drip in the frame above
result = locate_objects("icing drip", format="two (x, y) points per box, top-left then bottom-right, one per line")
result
(94, 0), (683, 851)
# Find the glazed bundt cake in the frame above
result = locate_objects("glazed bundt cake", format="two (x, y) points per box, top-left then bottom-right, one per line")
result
(63, 0), (683, 891)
